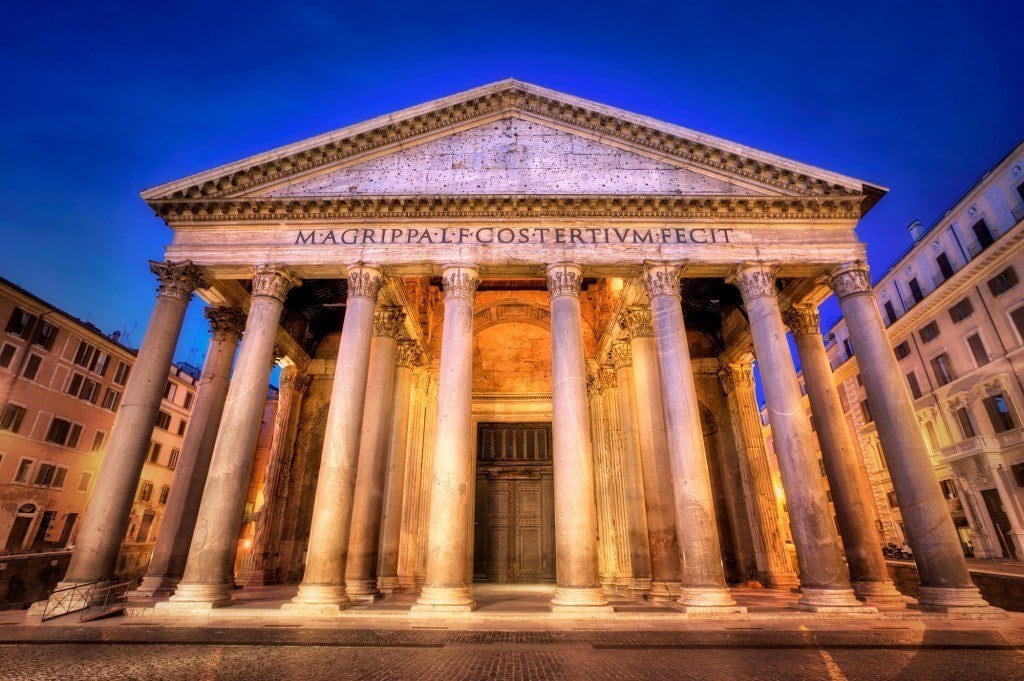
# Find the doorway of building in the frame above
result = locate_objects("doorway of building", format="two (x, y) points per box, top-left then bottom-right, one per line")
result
(473, 422), (556, 584)
(981, 488), (1017, 559)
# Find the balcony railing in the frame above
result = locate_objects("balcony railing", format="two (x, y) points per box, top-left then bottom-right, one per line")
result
(938, 435), (1001, 462)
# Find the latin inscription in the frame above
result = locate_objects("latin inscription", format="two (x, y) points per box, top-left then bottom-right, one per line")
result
(295, 227), (737, 247)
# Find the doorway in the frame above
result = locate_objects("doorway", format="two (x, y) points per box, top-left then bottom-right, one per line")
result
(981, 488), (1017, 559)
(473, 422), (556, 583)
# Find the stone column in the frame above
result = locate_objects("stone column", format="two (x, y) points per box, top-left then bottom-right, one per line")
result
(545, 263), (611, 612)
(609, 342), (653, 594)
(785, 304), (904, 603)
(642, 264), (741, 613)
(284, 265), (383, 613)
(587, 371), (615, 586)
(378, 340), (421, 594)
(719, 360), (799, 589)
(55, 260), (205, 596)
(599, 365), (637, 590)
(620, 306), (683, 600)
(413, 265), (480, 612)
(236, 362), (310, 587)
(830, 262), (990, 611)
(345, 306), (405, 599)
(133, 306), (245, 597)
(161, 266), (299, 610)
(732, 263), (864, 612)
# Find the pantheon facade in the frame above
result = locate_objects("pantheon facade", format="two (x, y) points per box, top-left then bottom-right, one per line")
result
(47, 81), (993, 616)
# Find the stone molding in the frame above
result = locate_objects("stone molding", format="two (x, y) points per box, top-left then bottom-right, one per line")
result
(150, 260), (206, 302)
(783, 305), (822, 338)
(346, 264), (384, 301)
(204, 306), (246, 342)
(829, 262), (873, 301)
(587, 370), (604, 397)
(251, 266), (301, 303)
(641, 263), (681, 299)
(731, 263), (778, 301)
(396, 340), (423, 368)
(373, 306), (406, 338)
(609, 341), (632, 369)
(546, 263), (583, 299)
(441, 265), (481, 300)
(619, 306), (654, 339)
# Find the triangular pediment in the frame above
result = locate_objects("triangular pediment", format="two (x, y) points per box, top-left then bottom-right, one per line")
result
(257, 118), (768, 197)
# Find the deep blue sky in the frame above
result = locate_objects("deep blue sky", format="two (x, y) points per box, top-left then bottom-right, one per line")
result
(2, 1), (1022, 365)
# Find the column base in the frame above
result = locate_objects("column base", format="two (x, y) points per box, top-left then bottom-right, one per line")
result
(646, 580), (681, 602)
(793, 587), (875, 613)
(764, 572), (801, 590)
(672, 587), (747, 614)
(411, 586), (475, 612)
(286, 583), (350, 611)
(550, 586), (614, 613)
(397, 574), (418, 590)
(628, 577), (652, 597)
(128, 574), (182, 599)
(913, 585), (1001, 614)
(852, 580), (906, 604)
(345, 579), (382, 601)
(377, 576), (403, 594)
(157, 583), (234, 612)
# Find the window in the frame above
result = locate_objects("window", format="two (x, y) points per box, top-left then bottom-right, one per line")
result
(168, 448), (179, 470)
(73, 341), (96, 368)
(940, 479), (959, 500)
(101, 388), (121, 411)
(51, 467), (67, 489)
(90, 430), (106, 452)
(5, 308), (36, 338)
(33, 322), (58, 351)
(183, 392), (194, 410)
(163, 382), (176, 401)
(14, 458), (34, 483)
(908, 278), (924, 304)
(843, 338), (855, 358)
(80, 379), (100, 403)
(887, 491), (899, 508)
(77, 470), (92, 492)
(149, 442), (161, 464)
(45, 418), (72, 446)
(936, 252), (954, 282)
(906, 371), (922, 399)
(894, 341), (911, 360)
(983, 394), (1016, 433)
(919, 321), (940, 343)
(154, 411), (171, 430)
(955, 407), (976, 439)
(113, 361), (130, 385)
(177, 419), (187, 436)
(931, 353), (955, 386)
(66, 373), (83, 397)
(34, 463), (56, 486)
(967, 333), (989, 366)
(884, 300), (898, 325)
(860, 399), (872, 423)
(949, 298), (974, 323)
(1017, 182), (1024, 206)
(67, 423), (81, 449)
(0, 404), (26, 433)
(91, 352), (109, 376)
(1011, 307), (1024, 342)
(988, 267), (1019, 296)
(159, 485), (170, 504)
(138, 481), (153, 503)
(972, 219), (994, 249)
(22, 354), (42, 380)
(0, 343), (16, 368)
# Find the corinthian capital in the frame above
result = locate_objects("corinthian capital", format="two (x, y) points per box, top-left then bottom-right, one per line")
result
(609, 341), (632, 369)
(641, 263), (681, 299)
(441, 264), (480, 300)
(150, 260), (207, 302)
(204, 306), (246, 342)
(828, 262), (872, 301)
(396, 340), (423, 368)
(619, 306), (654, 339)
(782, 304), (821, 338)
(546, 263), (582, 299)
(251, 266), (301, 303)
(719, 361), (755, 395)
(599, 366), (617, 391)
(373, 306), (406, 338)
(346, 264), (384, 301)
(731, 263), (778, 302)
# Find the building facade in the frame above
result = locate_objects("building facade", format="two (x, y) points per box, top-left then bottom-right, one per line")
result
(39, 80), (999, 618)
(783, 139), (1024, 562)
(0, 276), (197, 604)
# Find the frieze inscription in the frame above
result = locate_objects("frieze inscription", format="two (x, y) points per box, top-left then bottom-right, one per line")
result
(294, 226), (737, 247)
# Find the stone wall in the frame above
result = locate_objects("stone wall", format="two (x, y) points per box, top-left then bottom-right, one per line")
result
(0, 551), (71, 609)
(886, 561), (1024, 612)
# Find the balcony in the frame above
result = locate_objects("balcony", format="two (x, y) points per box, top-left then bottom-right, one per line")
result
(939, 427), (1024, 463)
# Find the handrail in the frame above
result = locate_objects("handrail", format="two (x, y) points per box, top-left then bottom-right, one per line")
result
(39, 579), (101, 621)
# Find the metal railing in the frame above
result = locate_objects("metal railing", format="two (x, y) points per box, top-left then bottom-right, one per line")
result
(38, 579), (131, 622)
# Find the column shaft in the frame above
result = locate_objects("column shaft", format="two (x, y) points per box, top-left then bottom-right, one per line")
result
(830, 262), (990, 611)
(733, 263), (863, 611)
(546, 263), (610, 612)
(134, 306), (244, 597)
(642, 264), (741, 612)
(285, 265), (383, 612)
(599, 366), (638, 589)
(786, 305), (904, 603)
(413, 265), (480, 612)
(164, 267), (299, 609)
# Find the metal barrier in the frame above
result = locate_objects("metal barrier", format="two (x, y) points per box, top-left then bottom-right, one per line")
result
(38, 579), (132, 621)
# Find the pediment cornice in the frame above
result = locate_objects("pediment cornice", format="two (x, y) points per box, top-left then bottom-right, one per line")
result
(142, 80), (885, 215)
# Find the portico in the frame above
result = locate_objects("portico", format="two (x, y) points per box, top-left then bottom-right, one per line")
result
(44, 80), (996, 619)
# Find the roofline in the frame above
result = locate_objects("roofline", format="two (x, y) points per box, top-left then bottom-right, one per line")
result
(141, 78), (885, 201)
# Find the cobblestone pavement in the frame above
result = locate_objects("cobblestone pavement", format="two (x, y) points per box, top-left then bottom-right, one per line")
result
(2, 627), (1023, 680)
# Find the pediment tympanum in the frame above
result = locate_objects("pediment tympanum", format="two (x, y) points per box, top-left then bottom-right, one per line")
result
(258, 118), (768, 198)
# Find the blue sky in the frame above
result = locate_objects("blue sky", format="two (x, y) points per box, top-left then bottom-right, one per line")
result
(1, 1), (1022, 365)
